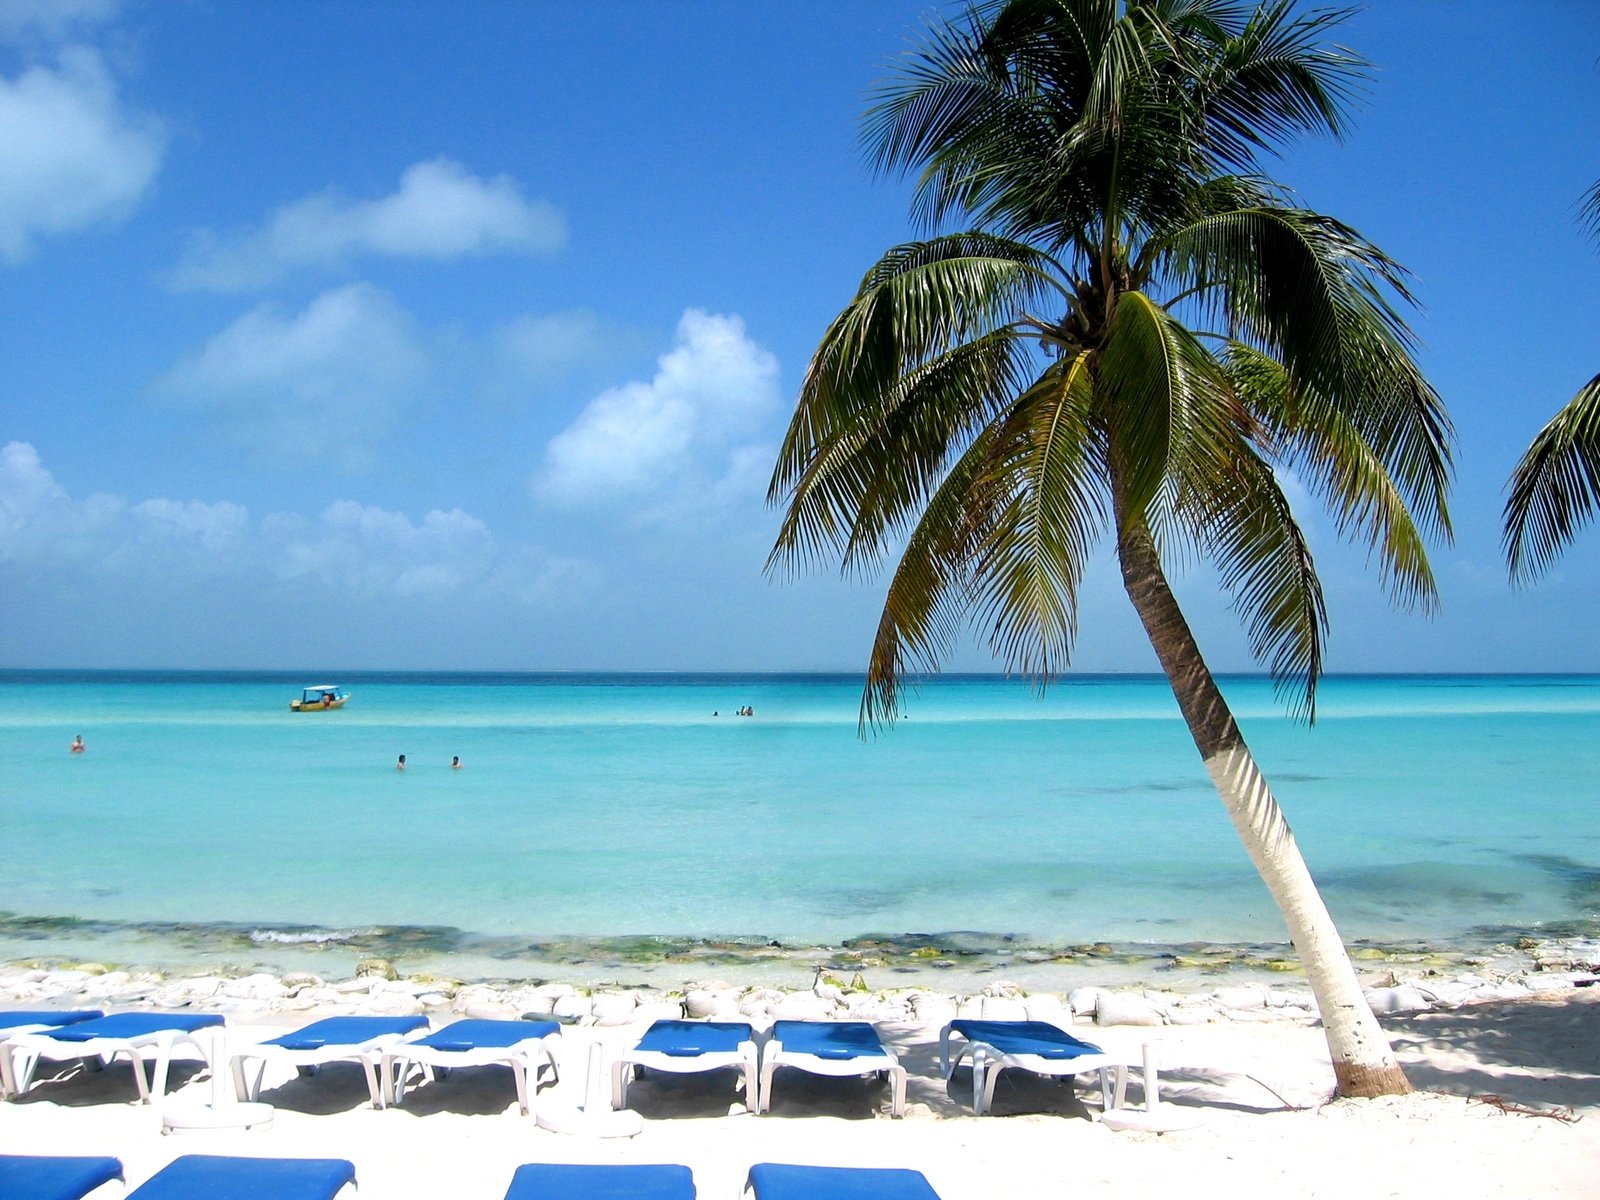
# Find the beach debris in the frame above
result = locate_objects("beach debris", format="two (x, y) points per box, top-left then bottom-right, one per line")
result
(354, 957), (398, 980)
(1471, 1094), (1582, 1123)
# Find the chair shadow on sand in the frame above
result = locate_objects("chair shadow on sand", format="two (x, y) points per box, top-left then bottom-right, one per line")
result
(1385, 989), (1600, 1111)
(7, 1058), (207, 1108)
(247, 1062), (386, 1117)
(387, 1063), (559, 1118)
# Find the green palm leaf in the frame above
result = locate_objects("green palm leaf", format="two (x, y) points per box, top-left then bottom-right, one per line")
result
(1504, 375), (1600, 583)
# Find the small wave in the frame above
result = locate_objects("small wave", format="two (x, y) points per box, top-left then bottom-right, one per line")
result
(248, 927), (375, 946)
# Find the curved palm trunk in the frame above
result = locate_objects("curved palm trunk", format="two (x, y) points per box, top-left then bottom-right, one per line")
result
(1115, 515), (1410, 1098)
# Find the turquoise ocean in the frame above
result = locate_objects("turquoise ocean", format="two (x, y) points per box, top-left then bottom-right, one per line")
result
(1, 671), (1597, 984)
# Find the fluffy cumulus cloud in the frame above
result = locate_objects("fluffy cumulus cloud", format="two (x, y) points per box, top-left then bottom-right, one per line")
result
(0, 441), (247, 572)
(172, 158), (567, 291)
(0, 46), (165, 261)
(0, 440), (583, 606)
(155, 283), (429, 471)
(536, 309), (780, 508)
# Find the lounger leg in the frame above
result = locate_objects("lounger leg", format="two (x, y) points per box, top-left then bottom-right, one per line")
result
(889, 1064), (906, 1118)
(0, 1045), (14, 1098)
(512, 1058), (531, 1117)
(757, 1060), (777, 1114)
(360, 1052), (384, 1109)
(9, 1048), (41, 1097)
(232, 1056), (267, 1102)
(938, 1027), (954, 1077)
(1107, 1063), (1128, 1109)
(977, 1050), (999, 1117)
(610, 1060), (628, 1111)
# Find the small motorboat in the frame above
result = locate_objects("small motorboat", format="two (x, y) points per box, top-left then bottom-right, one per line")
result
(290, 685), (349, 712)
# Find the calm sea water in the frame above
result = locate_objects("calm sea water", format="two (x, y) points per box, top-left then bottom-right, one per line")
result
(1, 671), (1596, 980)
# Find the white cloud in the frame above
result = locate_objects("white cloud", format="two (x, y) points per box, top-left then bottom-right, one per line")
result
(172, 158), (567, 291)
(536, 309), (780, 507)
(0, 440), (587, 604)
(154, 283), (429, 471)
(0, 47), (165, 261)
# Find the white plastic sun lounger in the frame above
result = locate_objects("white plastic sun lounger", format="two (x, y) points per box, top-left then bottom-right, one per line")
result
(757, 1020), (906, 1117)
(231, 1014), (428, 1108)
(938, 1019), (1128, 1116)
(0, 1010), (103, 1098)
(3, 1012), (225, 1104)
(610, 1019), (759, 1114)
(381, 1018), (561, 1115)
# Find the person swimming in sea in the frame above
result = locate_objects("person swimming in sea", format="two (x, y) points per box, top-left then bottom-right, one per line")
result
(69, 734), (85, 754)
(451, 756), (462, 769)
(396, 754), (407, 771)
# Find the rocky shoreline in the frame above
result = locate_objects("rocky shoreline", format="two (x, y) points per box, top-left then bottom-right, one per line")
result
(4, 936), (1595, 1030)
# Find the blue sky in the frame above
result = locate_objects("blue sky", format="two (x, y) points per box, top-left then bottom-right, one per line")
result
(1, 0), (1597, 675)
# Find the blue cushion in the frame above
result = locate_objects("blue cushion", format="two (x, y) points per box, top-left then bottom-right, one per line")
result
(128, 1156), (354, 1200)
(412, 1019), (559, 1052)
(504, 1163), (694, 1200)
(46, 1013), (223, 1042)
(746, 1164), (941, 1200)
(0, 1155), (123, 1200)
(633, 1020), (751, 1057)
(264, 1016), (427, 1050)
(0, 1010), (103, 1032)
(771, 1021), (886, 1060)
(947, 1019), (1102, 1060)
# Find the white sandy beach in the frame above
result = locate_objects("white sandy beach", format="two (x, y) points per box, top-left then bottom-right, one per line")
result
(3, 982), (1596, 1199)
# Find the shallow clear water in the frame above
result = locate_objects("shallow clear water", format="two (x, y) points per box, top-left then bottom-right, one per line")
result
(1, 671), (1596, 977)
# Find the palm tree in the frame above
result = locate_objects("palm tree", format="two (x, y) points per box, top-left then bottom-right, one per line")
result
(1504, 179), (1600, 579)
(767, 0), (1453, 1098)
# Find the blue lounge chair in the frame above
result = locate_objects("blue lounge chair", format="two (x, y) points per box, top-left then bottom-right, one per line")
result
(503, 1163), (695, 1200)
(4, 1012), (225, 1104)
(381, 1018), (561, 1115)
(757, 1021), (906, 1117)
(231, 1014), (428, 1108)
(938, 1019), (1127, 1115)
(744, 1164), (942, 1200)
(126, 1156), (355, 1200)
(0, 1155), (123, 1200)
(0, 1012), (103, 1098)
(609, 1019), (758, 1114)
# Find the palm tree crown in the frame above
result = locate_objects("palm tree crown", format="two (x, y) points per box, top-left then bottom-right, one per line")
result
(770, 0), (1453, 720)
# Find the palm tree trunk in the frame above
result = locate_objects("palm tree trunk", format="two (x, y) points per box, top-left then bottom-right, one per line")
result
(1114, 513), (1411, 1098)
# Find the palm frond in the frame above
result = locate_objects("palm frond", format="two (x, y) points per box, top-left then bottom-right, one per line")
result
(968, 351), (1108, 678)
(1580, 177), (1600, 245)
(861, 351), (1107, 726)
(1181, 443), (1327, 718)
(860, 419), (1010, 728)
(1191, 0), (1366, 171)
(1228, 342), (1437, 610)
(1504, 374), (1600, 583)
(1099, 288), (1238, 528)
(769, 234), (1059, 573)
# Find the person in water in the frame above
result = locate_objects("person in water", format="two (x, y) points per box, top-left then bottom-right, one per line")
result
(70, 734), (85, 754)
(451, 756), (462, 769)
(396, 754), (407, 771)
